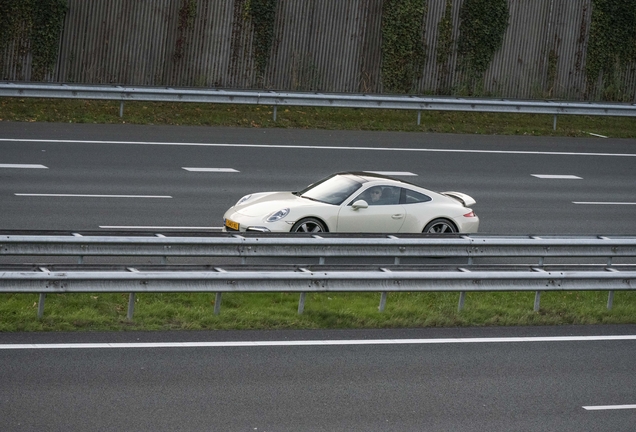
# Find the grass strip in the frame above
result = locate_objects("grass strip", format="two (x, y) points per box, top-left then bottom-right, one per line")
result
(1, 98), (636, 138)
(1, 291), (635, 332)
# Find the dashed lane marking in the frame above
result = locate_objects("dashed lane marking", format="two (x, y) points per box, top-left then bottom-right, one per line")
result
(182, 168), (239, 172)
(15, 193), (172, 198)
(583, 405), (636, 411)
(532, 174), (582, 179)
(0, 164), (47, 169)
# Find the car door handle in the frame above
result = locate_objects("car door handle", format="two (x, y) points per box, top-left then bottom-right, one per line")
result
(391, 214), (404, 219)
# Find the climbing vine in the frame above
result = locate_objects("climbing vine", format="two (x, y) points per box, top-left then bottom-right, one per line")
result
(381, 0), (428, 94)
(173, 0), (198, 63)
(31, 0), (68, 81)
(0, 0), (67, 81)
(435, 0), (453, 94)
(244, 0), (277, 86)
(456, 0), (508, 94)
(586, 0), (636, 100)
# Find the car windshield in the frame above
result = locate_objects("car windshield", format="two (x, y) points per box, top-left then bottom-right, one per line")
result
(298, 175), (363, 205)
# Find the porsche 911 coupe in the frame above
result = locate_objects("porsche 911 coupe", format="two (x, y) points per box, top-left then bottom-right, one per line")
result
(223, 172), (479, 233)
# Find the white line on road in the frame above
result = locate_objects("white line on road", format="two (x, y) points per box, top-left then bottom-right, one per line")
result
(1, 335), (635, 350)
(15, 193), (172, 198)
(532, 174), (582, 179)
(1, 138), (635, 158)
(0, 163), (48, 169)
(99, 226), (222, 230)
(365, 171), (417, 176)
(582, 405), (636, 411)
(182, 167), (239, 172)
(586, 132), (608, 138)
(573, 202), (636, 205)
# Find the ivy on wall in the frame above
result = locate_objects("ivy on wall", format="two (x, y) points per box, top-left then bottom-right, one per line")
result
(173, 0), (198, 63)
(456, 0), (508, 94)
(0, 0), (68, 81)
(586, 0), (636, 100)
(244, 0), (277, 86)
(381, 0), (428, 94)
(435, 0), (453, 94)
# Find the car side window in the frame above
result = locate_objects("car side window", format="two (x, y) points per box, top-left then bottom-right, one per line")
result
(351, 185), (401, 206)
(401, 188), (432, 204)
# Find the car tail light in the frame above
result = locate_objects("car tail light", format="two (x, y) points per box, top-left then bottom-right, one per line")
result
(463, 211), (476, 217)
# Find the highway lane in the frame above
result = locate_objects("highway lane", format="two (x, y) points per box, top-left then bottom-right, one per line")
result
(1, 122), (635, 234)
(1, 326), (636, 431)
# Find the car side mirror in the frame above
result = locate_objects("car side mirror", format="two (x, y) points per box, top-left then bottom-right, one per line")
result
(351, 200), (369, 210)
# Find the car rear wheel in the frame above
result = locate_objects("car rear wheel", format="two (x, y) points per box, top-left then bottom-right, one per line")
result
(291, 218), (327, 233)
(423, 218), (457, 234)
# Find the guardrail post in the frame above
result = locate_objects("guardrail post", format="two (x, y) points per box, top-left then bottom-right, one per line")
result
(298, 292), (306, 314)
(457, 268), (471, 311)
(379, 268), (391, 312)
(127, 293), (135, 320)
(214, 292), (222, 315)
(37, 293), (46, 319)
(417, 110), (421, 125)
(605, 267), (618, 310)
(273, 106), (277, 122)
(553, 115), (557, 130)
(120, 101), (124, 118)
(534, 291), (541, 311)
(458, 292), (466, 311)
(379, 292), (387, 312)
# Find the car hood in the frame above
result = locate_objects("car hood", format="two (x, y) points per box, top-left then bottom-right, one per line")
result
(234, 192), (316, 217)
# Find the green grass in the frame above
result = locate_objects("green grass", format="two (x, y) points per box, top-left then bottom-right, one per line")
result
(1, 97), (635, 331)
(1, 97), (636, 137)
(1, 291), (635, 332)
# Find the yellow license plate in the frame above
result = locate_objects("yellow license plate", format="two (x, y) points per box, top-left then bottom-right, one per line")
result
(225, 219), (240, 230)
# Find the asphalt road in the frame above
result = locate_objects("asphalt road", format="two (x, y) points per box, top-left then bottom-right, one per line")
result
(1, 122), (635, 234)
(1, 326), (636, 432)
(2, 123), (636, 431)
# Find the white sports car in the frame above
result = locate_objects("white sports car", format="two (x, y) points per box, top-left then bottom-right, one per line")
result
(223, 172), (479, 234)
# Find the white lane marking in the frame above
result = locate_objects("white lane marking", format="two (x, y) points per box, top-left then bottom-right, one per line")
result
(1, 138), (635, 158)
(583, 405), (636, 411)
(586, 132), (608, 138)
(573, 202), (636, 205)
(0, 163), (48, 169)
(365, 171), (417, 176)
(100, 226), (222, 230)
(1, 335), (635, 350)
(532, 174), (582, 179)
(15, 193), (172, 198)
(182, 167), (239, 172)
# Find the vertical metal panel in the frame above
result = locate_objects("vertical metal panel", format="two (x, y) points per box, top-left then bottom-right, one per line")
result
(1, 0), (635, 101)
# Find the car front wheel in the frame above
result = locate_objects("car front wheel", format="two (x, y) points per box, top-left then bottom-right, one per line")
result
(291, 218), (327, 233)
(423, 218), (457, 234)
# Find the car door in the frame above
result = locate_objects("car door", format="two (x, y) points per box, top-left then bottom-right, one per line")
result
(400, 187), (436, 232)
(336, 186), (406, 232)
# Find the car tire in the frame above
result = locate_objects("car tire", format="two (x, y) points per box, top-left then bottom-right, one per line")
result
(291, 218), (327, 233)
(423, 218), (457, 234)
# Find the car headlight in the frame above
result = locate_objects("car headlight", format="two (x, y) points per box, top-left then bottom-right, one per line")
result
(265, 208), (290, 222)
(236, 194), (252, 206)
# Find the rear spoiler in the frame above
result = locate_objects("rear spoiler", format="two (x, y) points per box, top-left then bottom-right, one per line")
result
(441, 191), (476, 207)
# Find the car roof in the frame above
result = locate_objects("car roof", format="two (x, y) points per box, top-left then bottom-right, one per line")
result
(336, 171), (421, 188)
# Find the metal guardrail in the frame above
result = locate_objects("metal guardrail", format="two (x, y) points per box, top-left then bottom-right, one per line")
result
(2, 233), (635, 264)
(2, 82), (636, 127)
(1, 232), (635, 319)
